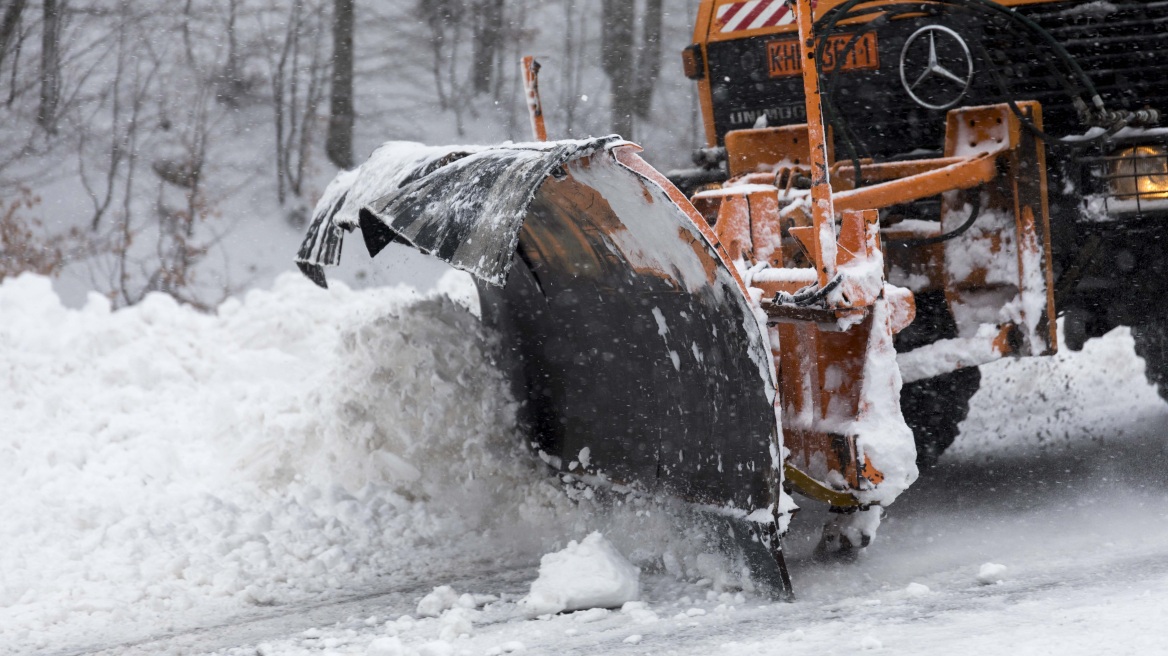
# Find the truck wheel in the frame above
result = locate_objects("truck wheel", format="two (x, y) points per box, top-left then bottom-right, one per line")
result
(1132, 322), (1168, 402)
(899, 367), (981, 468)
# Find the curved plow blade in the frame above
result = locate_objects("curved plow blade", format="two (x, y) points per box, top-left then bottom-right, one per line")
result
(297, 139), (783, 514)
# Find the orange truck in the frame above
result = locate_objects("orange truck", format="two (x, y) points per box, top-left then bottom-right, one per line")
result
(672, 0), (1164, 471)
(297, 1), (1164, 596)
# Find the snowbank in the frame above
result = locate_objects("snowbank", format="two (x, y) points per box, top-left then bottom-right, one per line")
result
(0, 272), (764, 653)
(0, 271), (535, 650)
(951, 323), (1166, 459)
(520, 532), (641, 616)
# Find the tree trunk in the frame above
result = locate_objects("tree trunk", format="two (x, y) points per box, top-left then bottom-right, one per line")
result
(217, 0), (244, 107)
(326, 0), (354, 169)
(632, 0), (663, 119)
(37, 0), (61, 133)
(0, 0), (26, 71)
(471, 0), (503, 94)
(601, 0), (635, 138)
(561, 0), (579, 133)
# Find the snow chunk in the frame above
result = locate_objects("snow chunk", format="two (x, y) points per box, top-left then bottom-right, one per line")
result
(977, 563), (1008, 585)
(651, 307), (669, 337)
(904, 582), (931, 598)
(571, 608), (610, 623)
(620, 600), (659, 623)
(417, 586), (471, 618)
(437, 607), (475, 640)
(367, 637), (413, 656)
(520, 532), (640, 616)
(419, 641), (456, 656)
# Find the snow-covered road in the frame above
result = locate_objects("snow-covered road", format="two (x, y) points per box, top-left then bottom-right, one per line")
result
(4, 272), (1166, 656)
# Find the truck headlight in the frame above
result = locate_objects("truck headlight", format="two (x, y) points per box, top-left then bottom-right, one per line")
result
(1108, 145), (1168, 200)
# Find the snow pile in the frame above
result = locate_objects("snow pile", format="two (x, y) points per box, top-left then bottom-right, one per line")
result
(952, 324), (1165, 458)
(0, 271), (771, 653)
(520, 532), (641, 617)
(415, 586), (486, 619)
(0, 271), (542, 649)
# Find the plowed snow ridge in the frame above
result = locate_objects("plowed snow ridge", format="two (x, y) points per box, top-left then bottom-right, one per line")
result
(0, 273), (760, 654)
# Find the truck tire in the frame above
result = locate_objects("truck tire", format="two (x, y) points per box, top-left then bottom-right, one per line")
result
(894, 290), (981, 468)
(1132, 322), (1168, 403)
(899, 367), (981, 468)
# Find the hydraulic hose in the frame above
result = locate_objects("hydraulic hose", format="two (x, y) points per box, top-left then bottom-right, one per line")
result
(773, 274), (844, 307)
(885, 190), (982, 248)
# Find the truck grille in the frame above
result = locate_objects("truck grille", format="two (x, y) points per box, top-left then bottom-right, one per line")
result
(995, 1), (1168, 131)
(705, 0), (1168, 223)
(819, 1), (1168, 158)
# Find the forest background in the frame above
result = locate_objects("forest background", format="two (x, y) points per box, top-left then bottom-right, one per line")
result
(0, 0), (704, 307)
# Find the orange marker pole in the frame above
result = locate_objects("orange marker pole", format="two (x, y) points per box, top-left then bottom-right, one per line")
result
(794, 0), (837, 287)
(522, 56), (548, 142)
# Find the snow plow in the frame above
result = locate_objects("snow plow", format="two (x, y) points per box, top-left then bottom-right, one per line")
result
(292, 0), (1166, 595)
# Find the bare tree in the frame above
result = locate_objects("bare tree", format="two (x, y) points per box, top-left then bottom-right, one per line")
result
(2, 0), (26, 108)
(215, 0), (247, 107)
(0, 0), (26, 70)
(151, 79), (211, 304)
(471, 0), (502, 95)
(79, 19), (130, 231)
(418, 0), (461, 110)
(559, 0), (587, 135)
(632, 0), (663, 120)
(37, 0), (61, 132)
(269, 0), (328, 209)
(601, 0), (663, 140)
(601, 0), (633, 138)
(326, 0), (354, 168)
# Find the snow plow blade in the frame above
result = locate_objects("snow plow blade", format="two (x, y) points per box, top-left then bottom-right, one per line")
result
(297, 138), (783, 515)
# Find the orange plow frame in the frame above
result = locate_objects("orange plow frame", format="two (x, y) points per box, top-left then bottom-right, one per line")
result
(691, 1), (1056, 515)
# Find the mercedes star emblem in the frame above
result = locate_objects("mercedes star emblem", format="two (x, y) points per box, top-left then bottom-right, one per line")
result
(899, 25), (974, 111)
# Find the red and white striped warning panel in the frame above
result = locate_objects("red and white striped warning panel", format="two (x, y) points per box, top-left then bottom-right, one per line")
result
(716, 0), (795, 33)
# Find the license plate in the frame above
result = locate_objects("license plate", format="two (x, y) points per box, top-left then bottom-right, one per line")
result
(767, 32), (879, 78)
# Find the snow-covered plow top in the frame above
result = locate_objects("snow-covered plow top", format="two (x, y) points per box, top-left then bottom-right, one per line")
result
(298, 138), (624, 288)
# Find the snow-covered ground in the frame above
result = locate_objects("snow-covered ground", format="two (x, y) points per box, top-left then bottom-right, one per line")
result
(3, 271), (1167, 656)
